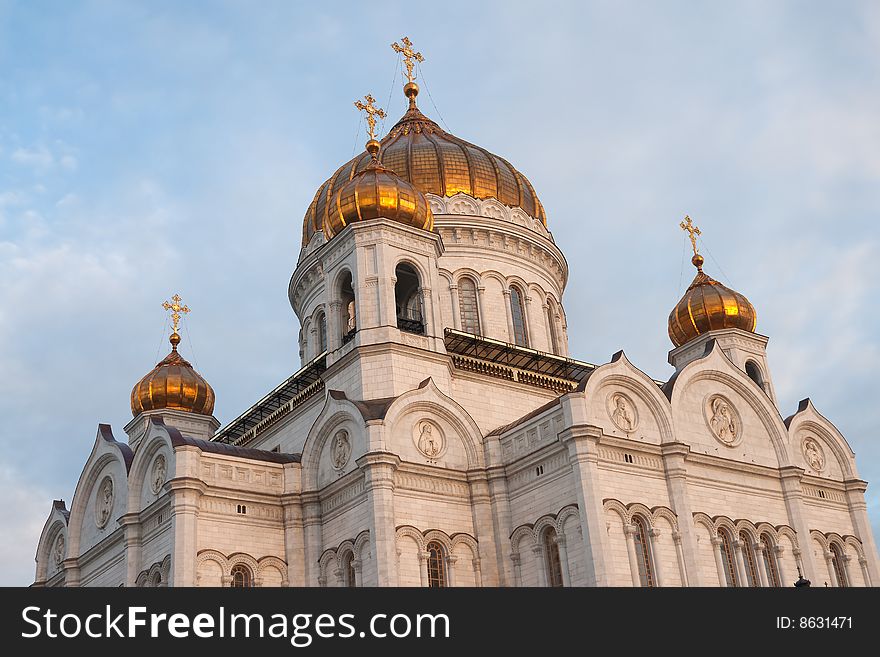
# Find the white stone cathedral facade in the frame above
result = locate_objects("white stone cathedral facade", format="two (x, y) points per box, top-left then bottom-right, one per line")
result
(34, 57), (880, 589)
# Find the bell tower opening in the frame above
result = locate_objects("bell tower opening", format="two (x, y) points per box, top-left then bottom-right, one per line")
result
(395, 263), (424, 335)
(339, 271), (356, 344)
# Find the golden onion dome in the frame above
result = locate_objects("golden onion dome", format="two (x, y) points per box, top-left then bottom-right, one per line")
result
(303, 83), (545, 246)
(130, 331), (215, 417)
(668, 254), (758, 348)
(324, 138), (433, 239)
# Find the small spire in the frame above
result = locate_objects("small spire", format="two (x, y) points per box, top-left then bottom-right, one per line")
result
(391, 36), (424, 109)
(680, 215), (704, 271)
(354, 93), (386, 158)
(162, 293), (190, 350)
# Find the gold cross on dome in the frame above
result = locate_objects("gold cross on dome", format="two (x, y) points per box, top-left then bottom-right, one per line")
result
(680, 215), (702, 256)
(391, 36), (424, 83)
(162, 293), (190, 334)
(354, 94), (386, 141)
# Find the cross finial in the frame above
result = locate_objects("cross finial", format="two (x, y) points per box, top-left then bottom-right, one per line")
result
(680, 215), (702, 256)
(354, 94), (387, 142)
(391, 36), (424, 84)
(162, 293), (190, 344)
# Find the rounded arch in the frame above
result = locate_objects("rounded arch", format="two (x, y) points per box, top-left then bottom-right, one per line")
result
(479, 269), (507, 288)
(532, 515), (558, 542)
(556, 505), (581, 533)
(603, 499), (631, 525)
(395, 525), (427, 553)
(509, 524), (536, 554)
(791, 419), (855, 480)
(650, 506), (679, 533)
(423, 529), (454, 552)
(301, 403), (365, 491)
(336, 540), (356, 564)
(127, 431), (174, 513)
(627, 503), (655, 527)
(67, 449), (128, 557)
(734, 519), (760, 544)
(450, 532), (479, 558)
(744, 359), (764, 387)
(843, 536), (866, 561)
(391, 255), (430, 285)
(673, 361), (792, 465)
(453, 267), (483, 286)
(809, 530), (829, 552)
(381, 379), (485, 469)
(776, 525), (799, 550)
(354, 530), (371, 560)
(256, 556), (289, 584)
(714, 516), (739, 537)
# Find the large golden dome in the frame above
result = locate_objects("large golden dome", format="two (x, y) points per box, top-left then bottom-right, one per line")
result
(668, 254), (758, 348)
(303, 84), (545, 246)
(324, 139), (433, 239)
(131, 332), (215, 417)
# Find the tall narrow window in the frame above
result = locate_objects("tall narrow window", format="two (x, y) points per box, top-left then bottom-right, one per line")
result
(509, 286), (529, 346)
(339, 272), (356, 343)
(718, 529), (738, 587)
(546, 302), (559, 353)
(543, 527), (564, 587)
(342, 552), (356, 588)
(740, 532), (760, 587)
(426, 541), (447, 588)
(231, 564), (253, 588)
(632, 515), (655, 587)
(830, 543), (848, 587)
(458, 278), (481, 334)
(395, 264), (424, 334)
(317, 312), (327, 353)
(760, 533), (780, 587)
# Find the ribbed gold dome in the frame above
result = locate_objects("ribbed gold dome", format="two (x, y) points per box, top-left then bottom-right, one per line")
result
(668, 255), (758, 348)
(303, 84), (545, 246)
(324, 140), (433, 239)
(130, 332), (215, 417)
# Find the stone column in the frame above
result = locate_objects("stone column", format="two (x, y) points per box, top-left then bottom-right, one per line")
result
(473, 559), (483, 587)
(449, 283), (461, 329)
(476, 285), (487, 335)
(524, 294), (540, 349)
(446, 555), (458, 587)
(755, 544), (769, 587)
(711, 537), (728, 587)
(418, 551), (429, 587)
(824, 551), (838, 587)
(559, 425), (611, 586)
(841, 554), (853, 587)
(672, 531), (688, 587)
(649, 528), (665, 587)
(843, 478), (880, 585)
(333, 567), (344, 587)
(774, 545), (787, 587)
(420, 286), (435, 337)
(733, 539), (748, 587)
(467, 470), (500, 586)
(352, 558), (362, 587)
(301, 492), (323, 586)
(167, 477), (205, 587)
(556, 534), (571, 587)
(859, 557), (871, 587)
(329, 301), (344, 351)
(486, 462), (515, 586)
(660, 442), (701, 586)
(624, 524), (641, 586)
(779, 466), (818, 580)
(357, 452), (400, 586)
(510, 553), (522, 587)
(502, 289), (514, 342)
(119, 512), (142, 587)
(61, 558), (81, 588)
(532, 545), (548, 587)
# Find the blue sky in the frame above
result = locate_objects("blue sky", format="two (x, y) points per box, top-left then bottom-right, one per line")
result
(1, 0), (878, 586)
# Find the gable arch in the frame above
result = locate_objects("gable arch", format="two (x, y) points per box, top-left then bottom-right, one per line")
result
(127, 424), (175, 513)
(35, 504), (69, 584)
(301, 394), (367, 491)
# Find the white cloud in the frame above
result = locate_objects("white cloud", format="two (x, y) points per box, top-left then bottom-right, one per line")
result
(60, 154), (78, 171)
(11, 146), (54, 171)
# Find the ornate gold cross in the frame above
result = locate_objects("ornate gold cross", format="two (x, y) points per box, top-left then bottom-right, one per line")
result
(391, 36), (424, 83)
(354, 94), (386, 141)
(162, 293), (190, 334)
(680, 215), (702, 256)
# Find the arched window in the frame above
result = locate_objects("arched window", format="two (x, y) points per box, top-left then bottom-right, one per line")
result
(830, 543), (848, 587)
(718, 529), (738, 587)
(546, 301), (559, 354)
(542, 527), (564, 587)
(745, 360), (764, 388)
(342, 552), (356, 588)
(509, 286), (529, 346)
(740, 532), (760, 587)
(426, 541), (447, 588)
(395, 263), (424, 334)
(317, 311), (327, 354)
(632, 515), (655, 587)
(231, 564), (253, 588)
(458, 277), (481, 334)
(760, 533), (780, 587)
(339, 272), (356, 344)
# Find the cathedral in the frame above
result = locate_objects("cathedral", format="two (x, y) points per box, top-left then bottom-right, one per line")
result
(34, 39), (879, 588)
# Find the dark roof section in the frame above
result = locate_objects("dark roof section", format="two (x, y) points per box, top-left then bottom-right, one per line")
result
(444, 328), (597, 381)
(661, 339), (718, 400)
(98, 423), (135, 472)
(156, 418), (301, 464)
(329, 388), (400, 422)
(52, 500), (70, 523)
(783, 398), (811, 429)
(487, 396), (563, 437)
(213, 353), (327, 444)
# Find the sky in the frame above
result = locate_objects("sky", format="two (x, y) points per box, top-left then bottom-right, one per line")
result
(1, 0), (878, 586)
